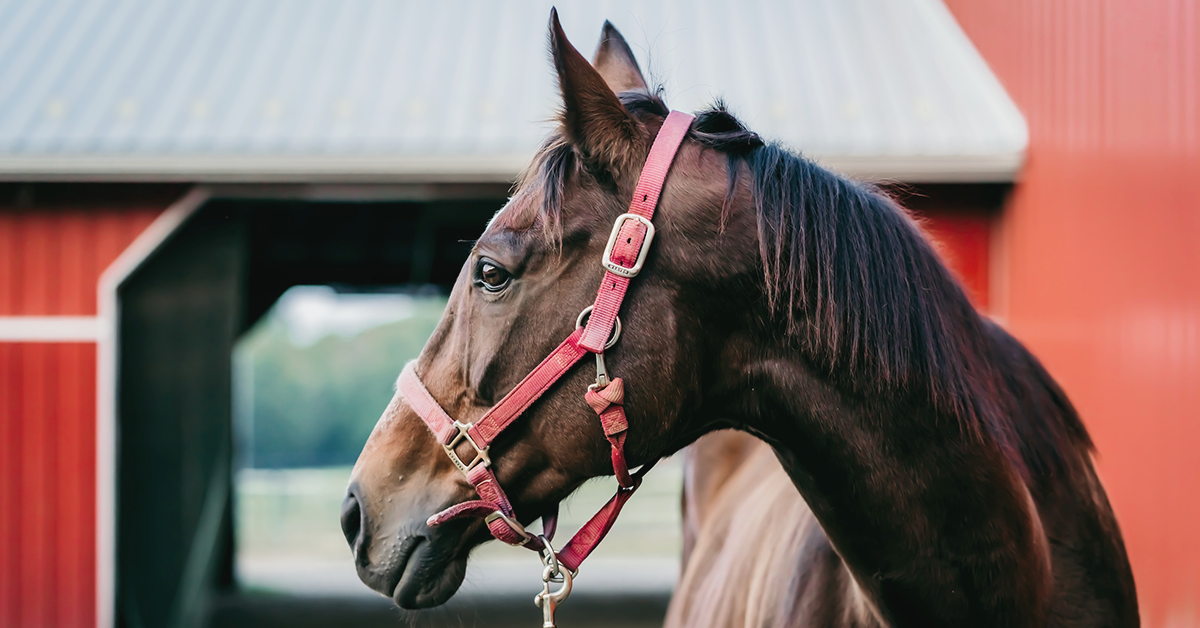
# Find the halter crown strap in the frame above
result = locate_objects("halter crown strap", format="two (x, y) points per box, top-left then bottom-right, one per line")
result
(579, 111), (693, 352)
(399, 110), (694, 570)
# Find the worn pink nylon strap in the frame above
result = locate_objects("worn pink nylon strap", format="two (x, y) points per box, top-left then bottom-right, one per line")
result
(399, 111), (693, 573)
(468, 464), (514, 516)
(558, 459), (657, 572)
(397, 363), (459, 446)
(585, 378), (632, 487)
(469, 328), (589, 447)
(427, 497), (559, 545)
(580, 110), (694, 352)
(398, 328), (588, 548)
(398, 327), (588, 448)
(469, 464), (539, 546)
(427, 500), (496, 524)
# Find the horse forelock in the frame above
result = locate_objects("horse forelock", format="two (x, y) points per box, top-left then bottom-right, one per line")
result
(488, 136), (577, 249)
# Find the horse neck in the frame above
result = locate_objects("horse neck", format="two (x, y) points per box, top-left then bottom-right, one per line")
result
(704, 165), (1056, 622)
(677, 143), (1136, 624)
(720, 345), (1051, 626)
(710, 317), (1060, 624)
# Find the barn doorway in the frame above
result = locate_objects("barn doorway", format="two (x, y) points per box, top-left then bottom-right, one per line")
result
(113, 191), (494, 628)
(231, 285), (449, 596)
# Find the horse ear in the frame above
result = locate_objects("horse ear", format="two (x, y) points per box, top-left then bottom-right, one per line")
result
(592, 21), (648, 94)
(549, 9), (642, 171)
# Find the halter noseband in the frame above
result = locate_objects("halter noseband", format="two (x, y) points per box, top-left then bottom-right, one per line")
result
(397, 110), (694, 575)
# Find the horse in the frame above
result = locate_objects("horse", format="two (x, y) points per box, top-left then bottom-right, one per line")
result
(343, 11), (1138, 626)
(674, 430), (821, 626)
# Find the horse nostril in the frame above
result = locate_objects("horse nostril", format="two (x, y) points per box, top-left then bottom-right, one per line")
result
(341, 491), (364, 549)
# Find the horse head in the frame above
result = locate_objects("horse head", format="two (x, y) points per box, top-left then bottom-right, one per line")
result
(342, 12), (748, 609)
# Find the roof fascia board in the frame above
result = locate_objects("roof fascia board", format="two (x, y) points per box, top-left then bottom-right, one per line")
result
(0, 152), (1023, 183)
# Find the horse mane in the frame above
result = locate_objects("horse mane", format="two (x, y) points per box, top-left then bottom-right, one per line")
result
(512, 90), (1092, 482)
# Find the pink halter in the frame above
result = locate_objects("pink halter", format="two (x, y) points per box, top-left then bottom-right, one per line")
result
(397, 110), (694, 574)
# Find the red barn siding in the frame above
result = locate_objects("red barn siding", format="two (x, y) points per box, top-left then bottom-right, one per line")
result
(919, 211), (991, 311)
(944, 1), (1200, 624)
(0, 207), (162, 316)
(0, 343), (97, 628)
(1, 186), (177, 628)
(899, 181), (1000, 313)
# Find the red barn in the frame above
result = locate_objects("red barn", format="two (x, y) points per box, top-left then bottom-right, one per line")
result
(944, 1), (1200, 624)
(0, 1), (1195, 626)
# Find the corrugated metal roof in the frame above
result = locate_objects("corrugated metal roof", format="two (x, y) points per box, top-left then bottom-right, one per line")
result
(0, 0), (1027, 183)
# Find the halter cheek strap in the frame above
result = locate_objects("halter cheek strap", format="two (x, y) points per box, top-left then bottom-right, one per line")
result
(397, 111), (693, 574)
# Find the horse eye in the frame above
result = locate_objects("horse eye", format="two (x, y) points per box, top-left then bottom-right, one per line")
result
(475, 259), (512, 292)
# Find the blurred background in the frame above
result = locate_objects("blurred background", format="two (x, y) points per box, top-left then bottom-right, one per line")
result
(0, 1), (1196, 628)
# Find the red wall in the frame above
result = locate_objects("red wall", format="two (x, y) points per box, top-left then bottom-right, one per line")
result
(0, 188), (169, 628)
(904, 185), (999, 312)
(921, 210), (991, 310)
(0, 342), (97, 628)
(0, 200), (163, 316)
(943, 1), (1200, 625)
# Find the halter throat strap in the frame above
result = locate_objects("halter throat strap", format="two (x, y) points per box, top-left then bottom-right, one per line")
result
(397, 110), (693, 573)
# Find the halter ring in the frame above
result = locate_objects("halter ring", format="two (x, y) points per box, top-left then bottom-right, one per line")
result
(575, 305), (622, 349)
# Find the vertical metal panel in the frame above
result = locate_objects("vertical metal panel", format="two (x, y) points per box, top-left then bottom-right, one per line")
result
(116, 209), (245, 628)
(943, 1), (1200, 625)
(1, 189), (173, 628)
(0, 342), (96, 628)
(918, 211), (992, 311)
(0, 206), (161, 316)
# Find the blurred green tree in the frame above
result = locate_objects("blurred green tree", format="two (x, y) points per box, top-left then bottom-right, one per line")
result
(236, 292), (446, 468)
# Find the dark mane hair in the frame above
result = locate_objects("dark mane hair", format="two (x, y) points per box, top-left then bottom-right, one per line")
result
(518, 90), (1091, 482)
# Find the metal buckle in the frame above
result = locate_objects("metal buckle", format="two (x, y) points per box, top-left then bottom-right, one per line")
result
(575, 305), (623, 391)
(443, 420), (490, 475)
(484, 510), (534, 545)
(601, 213), (655, 278)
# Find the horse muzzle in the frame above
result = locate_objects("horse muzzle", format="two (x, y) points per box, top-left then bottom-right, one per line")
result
(342, 474), (479, 608)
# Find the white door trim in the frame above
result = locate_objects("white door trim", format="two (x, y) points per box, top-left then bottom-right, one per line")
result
(0, 316), (101, 341)
(95, 186), (211, 628)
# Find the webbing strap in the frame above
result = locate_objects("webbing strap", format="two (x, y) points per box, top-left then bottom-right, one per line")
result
(579, 111), (693, 352)
(557, 459), (657, 572)
(470, 328), (588, 447)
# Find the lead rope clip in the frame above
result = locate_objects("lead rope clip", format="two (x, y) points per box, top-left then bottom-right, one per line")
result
(589, 351), (609, 391)
(533, 535), (573, 627)
(575, 306), (622, 393)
